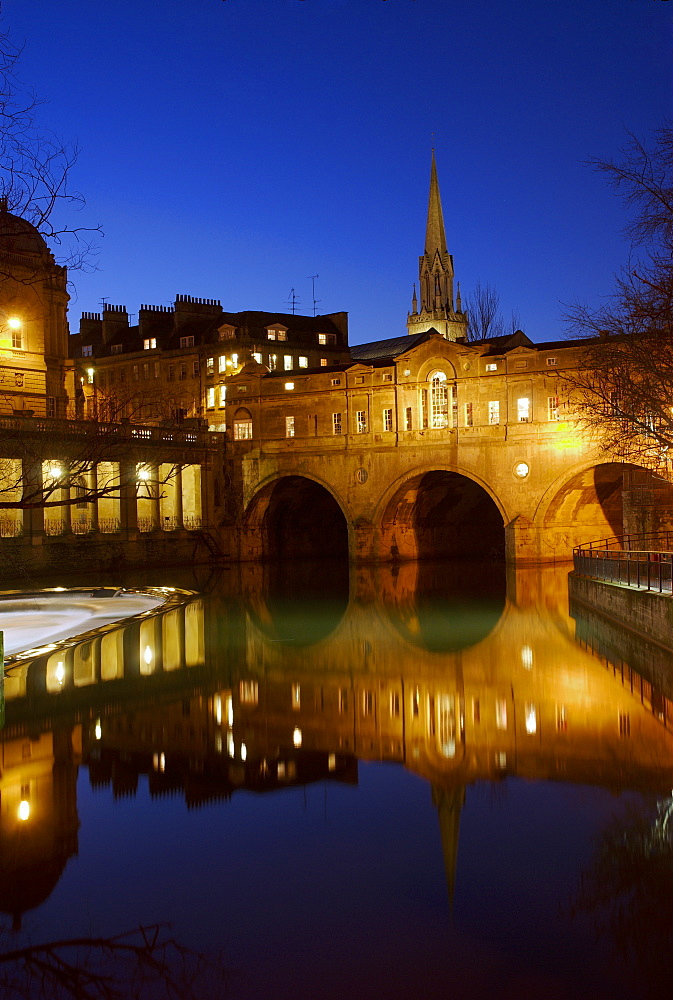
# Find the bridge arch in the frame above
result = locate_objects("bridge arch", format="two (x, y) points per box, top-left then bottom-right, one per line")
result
(374, 465), (507, 561)
(535, 460), (667, 547)
(243, 473), (350, 561)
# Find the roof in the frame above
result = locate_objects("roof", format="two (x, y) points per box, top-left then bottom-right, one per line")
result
(0, 207), (50, 257)
(350, 330), (433, 361)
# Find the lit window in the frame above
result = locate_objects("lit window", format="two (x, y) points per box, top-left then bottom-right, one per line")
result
(488, 400), (500, 425)
(465, 402), (473, 426)
(293, 728), (302, 748)
(485, 362), (498, 372)
(318, 332), (336, 345)
(383, 407), (393, 432)
(240, 680), (258, 705)
(292, 683), (300, 710)
(356, 410), (367, 433)
(525, 703), (537, 735)
(82, 344), (92, 357)
(332, 412), (342, 435)
(517, 397), (530, 422)
(430, 371), (448, 428)
(285, 382), (294, 391)
(218, 356), (226, 373)
(233, 408), (253, 440)
(252, 352), (262, 364)
(207, 357), (214, 374)
(218, 385), (226, 407)
(267, 329), (276, 340)
(405, 406), (412, 431)
(277, 330), (287, 342)
(548, 396), (559, 421)
(521, 645), (533, 669)
(285, 415), (295, 438)
(231, 353), (238, 367)
(320, 358), (328, 366)
(268, 354), (277, 371)
(298, 356), (308, 368)
(207, 386), (215, 408)
(219, 326), (235, 341)
(143, 338), (156, 350)
(284, 355), (293, 370)
(180, 336), (194, 348)
(514, 462), (529, 479)
(495, 699), (507, 730)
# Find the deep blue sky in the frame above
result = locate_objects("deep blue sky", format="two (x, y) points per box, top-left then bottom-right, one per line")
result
(5, 0), (671, 344)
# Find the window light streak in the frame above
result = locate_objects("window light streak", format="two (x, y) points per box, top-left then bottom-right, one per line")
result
(293, 727), (302, 748)
(18, 800), (30, 821)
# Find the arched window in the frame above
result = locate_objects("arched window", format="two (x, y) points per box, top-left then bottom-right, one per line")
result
(430, 371), (449, 428)
(233, 407), (253, 441)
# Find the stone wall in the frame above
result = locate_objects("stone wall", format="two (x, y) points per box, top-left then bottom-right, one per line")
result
(569, 573), (673, 651)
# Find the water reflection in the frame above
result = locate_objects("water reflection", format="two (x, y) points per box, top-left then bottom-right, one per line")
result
(1, 561), (673, 996)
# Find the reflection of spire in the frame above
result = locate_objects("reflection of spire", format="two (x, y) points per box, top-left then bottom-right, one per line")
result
(432, 783), (465, 912)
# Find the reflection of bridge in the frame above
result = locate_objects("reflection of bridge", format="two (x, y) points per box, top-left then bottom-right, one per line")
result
(2, 564), (673, 924)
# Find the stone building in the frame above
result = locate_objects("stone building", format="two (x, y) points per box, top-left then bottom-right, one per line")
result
(0, 211), (224, 576)
(0, 200), (72, 417)
(69, 301), (350, 429)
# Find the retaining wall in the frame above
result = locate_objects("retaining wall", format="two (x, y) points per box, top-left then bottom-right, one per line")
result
(569, 573), (673, 652)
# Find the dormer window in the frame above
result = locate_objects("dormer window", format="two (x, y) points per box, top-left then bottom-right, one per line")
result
(82, 345), (92, 357)
(318, 333), (336, 346)
(218, 326), (236, 341)
(143, 338), (156, 350)
(111, 344), (123, 355)
(267, 326), (288, 342)
(485, 363), (498, 372)
(180, 336), (194, 348)
(547, 357), (558, 367)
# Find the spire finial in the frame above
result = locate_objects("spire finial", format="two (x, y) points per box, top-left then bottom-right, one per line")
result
(425, 150), (447, 257)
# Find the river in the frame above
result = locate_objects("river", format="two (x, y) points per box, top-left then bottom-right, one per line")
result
(0, 558), (671, 1000)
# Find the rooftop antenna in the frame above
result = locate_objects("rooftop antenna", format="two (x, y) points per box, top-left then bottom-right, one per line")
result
(286, 288), (300, 315)
(99, 296), (109, 309)
(307, 274), (320, 317)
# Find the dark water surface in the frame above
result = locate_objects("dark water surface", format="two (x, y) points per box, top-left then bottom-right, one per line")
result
(2, 559), (673, 999)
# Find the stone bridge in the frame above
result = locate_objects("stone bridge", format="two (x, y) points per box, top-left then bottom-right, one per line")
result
(224, 330), (661, 565)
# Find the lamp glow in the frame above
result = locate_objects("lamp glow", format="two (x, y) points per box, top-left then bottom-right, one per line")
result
(94, 719), (102, 740)
(8, 317), (21, 329)
(18, 800), (30, 821)
(143, 645), (153, 665)
(293, 727), (302, 748)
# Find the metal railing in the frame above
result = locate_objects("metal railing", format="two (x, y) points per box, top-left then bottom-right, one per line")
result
(574, 532), (673, 593)
(0, 518), (22, 537)
(44, 518), (67, 536)
(137, 517), (157, 533)
(182, 515), (203, 531)
(99, 517), (121, 534)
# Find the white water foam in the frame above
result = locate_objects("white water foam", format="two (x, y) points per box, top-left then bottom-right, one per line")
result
(0, 592), (164, 656)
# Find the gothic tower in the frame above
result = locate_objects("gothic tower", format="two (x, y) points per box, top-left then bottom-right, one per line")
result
(407, 152), (467, 341)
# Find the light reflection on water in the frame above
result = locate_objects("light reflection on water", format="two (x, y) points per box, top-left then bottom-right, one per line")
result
(1, 560), (672, 999)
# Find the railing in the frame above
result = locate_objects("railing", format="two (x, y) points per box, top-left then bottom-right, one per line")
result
(137, 517), (157, 533)
(0, 518), (22, 537)
(99, 517), (121, 534)
(0, 414), (222, 449)
(44, 518), (67, 536)
(183, 516), (203, 531)
(574, 532), (673, 593)
(71, 519), (94, 535)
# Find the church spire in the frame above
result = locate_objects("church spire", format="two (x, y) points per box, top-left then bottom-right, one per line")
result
(425, 150), (448, 257)
(407, 151), (467, 341)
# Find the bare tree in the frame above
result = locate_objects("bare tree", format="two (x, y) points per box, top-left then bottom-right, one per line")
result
(465, 282), (505, 341)
(0, 923), (231, 999)
(0, 16), (100, 272)
(563, 123), (673, 475)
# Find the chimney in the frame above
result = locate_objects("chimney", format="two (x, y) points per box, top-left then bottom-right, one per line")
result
(102, 304), (128, 345)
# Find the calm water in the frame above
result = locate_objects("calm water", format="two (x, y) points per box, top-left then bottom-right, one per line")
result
(2, 559), (673, 1000)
